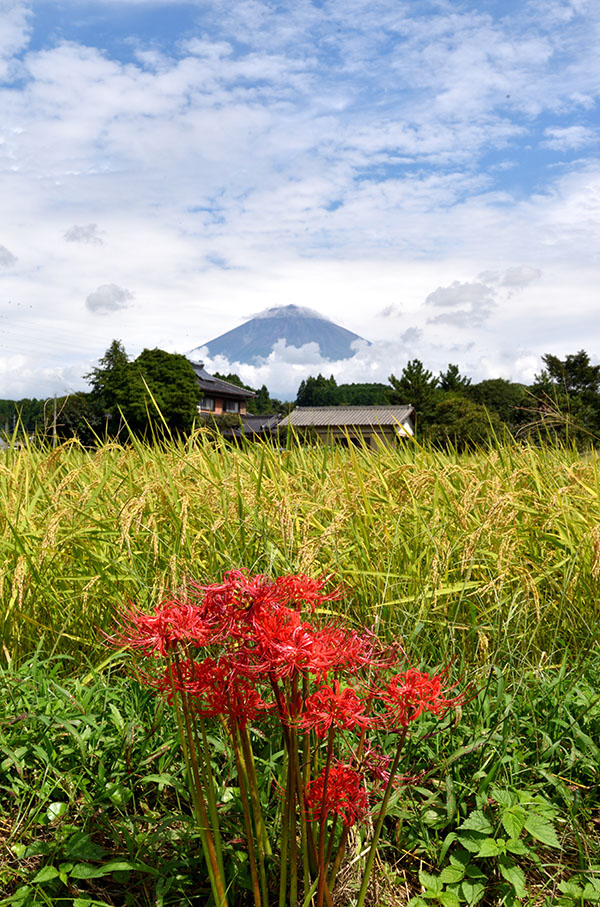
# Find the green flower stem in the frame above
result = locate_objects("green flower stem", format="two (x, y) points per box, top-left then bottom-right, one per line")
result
(278, 749), (291, 907)
(240, 724), (272, 856)
(168, 663), (228, 907)
(355, 728), (408, 907)
(238, 723), (269, 906)
(230, 718), (262, 907)
(316, 726), (336, 907)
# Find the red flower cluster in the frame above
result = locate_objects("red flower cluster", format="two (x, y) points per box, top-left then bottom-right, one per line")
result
(305, 763), (369, 827)
(299, 681), (372, 738)
(378, 668), (464, 728)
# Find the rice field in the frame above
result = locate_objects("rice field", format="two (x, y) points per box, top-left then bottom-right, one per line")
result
(1, 432), (599, 669)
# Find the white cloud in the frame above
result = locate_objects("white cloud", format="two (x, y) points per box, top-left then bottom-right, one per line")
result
(85, 283), (133, 313)
(542, 125), (596, 150)
(64, 223), (105, 245)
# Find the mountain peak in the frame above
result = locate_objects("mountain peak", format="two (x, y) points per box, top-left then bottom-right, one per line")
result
(188, 305), (368, 364)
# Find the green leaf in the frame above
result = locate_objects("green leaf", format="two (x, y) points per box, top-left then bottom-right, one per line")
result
(491, 788), (518, 808)
(462, 880), (485, 905)
(419, 870), (443, 896)
(505, 839), (529, 856)
(63, 831), (106, 861)
(524, 813), (561, 848)
(559, 880), (583, 898)
(440, 892), (461, 907)
(70, 860), (140, 880)
(501, 807), (526, 839)
(498, 857), (527, 898)
(459, 810), (493, 834)
(449, 847), (471, 869)
(407, 899), (430, 907)
(476, 838), (501, 858)
(583, 881), (600, 903)
(440, 866), (465, 884)
(457, 831), (486, 853)
(32, 866), (59, 884)
(46, 802), (68, 822)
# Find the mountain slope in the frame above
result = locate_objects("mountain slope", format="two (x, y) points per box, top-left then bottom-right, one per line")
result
(188, 305), (368, 363)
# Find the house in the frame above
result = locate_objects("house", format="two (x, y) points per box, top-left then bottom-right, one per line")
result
(190, 362), (255, 415)
(278, 405), (415, 448)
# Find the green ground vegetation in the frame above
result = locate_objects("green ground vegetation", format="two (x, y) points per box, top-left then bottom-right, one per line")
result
(0, 435), (599, 905)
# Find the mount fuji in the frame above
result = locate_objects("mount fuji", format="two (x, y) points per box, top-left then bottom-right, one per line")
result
(187, 305), (369, 364)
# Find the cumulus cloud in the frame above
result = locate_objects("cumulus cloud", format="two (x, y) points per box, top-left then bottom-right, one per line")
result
(542, 126), (596, 151)
(0, 245), (18, 266)
(425, 280), (495, 327)
(64, 224), (105, 245)
(85, 284), (133, 313)
(478, 266), (542, 288)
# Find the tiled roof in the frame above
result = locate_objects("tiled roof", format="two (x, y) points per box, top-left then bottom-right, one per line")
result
(189, 361), (256, 399)
(279, 405), (414, 428)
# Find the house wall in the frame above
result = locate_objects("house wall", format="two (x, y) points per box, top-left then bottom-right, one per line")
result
(313, 426), (403, 448)
(198, 396), (247, 415)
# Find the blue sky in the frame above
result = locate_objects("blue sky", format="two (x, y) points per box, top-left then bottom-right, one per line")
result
(0, 0), (599, 398)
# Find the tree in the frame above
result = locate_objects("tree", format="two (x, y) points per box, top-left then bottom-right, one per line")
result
(467, 379), (528, 431)
(439, 363), (471, 393)
(427, 394), (504, 451)
(85, 339), (133, 423)
(530, 350), (600, 441)
(131, 348), (201, 433)
(388, 359), (439, 427)
(296, 374), (338, 407)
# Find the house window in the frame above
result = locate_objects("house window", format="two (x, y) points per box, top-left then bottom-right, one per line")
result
(223, 399), (240, 413)
(200, 396), (215, 411)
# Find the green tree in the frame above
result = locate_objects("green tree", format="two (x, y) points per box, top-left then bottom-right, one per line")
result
(467, 379), (528, 431)
(530, 350), (600, 441)
(296, 374), (338, 406)
(439, 363), (471, 393)
(85, 340), (134, 429)
(388, 360), (439, 427)
(427, 394), (504, 450)
(131, 348), (201, 433)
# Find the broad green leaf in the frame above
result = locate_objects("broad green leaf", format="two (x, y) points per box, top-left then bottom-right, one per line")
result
(440, 892), (461, 907)
(70, 860), (139, 880)
(498, 858), (526, 898)
(32, 866), (59, 884)
(440, 866), (465, 884)
(459, 810), (493, 834)
(505, 839), (529, 856)
(476, 838), (501, 857)
(491, 788), (518, 809)
(559, 880), (583, 898)
(457, 831), (486, 853)
(462, 880), (485, 905)
(63, 831), (106, 861)
(418, 870), (443, 895)
(524, 813), (560, 848)
(46, 801), (68, 821)
(583, 881), (600, 902)
(407, 899), (429, 907)
(501, 806), (526, 839)
(449, 847), (471, 869)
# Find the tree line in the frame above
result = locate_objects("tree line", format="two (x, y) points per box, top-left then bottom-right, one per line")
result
(1, 343), (599, 448)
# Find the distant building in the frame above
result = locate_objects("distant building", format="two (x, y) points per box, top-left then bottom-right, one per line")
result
(278, 405), (415, 448)
(190, 362), (255, 415)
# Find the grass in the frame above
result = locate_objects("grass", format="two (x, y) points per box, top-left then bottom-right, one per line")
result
(0, 432), (599, 904)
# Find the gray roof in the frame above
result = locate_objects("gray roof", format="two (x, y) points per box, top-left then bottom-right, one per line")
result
(279, 405), (415, 428)
(189, 361), (255, 400)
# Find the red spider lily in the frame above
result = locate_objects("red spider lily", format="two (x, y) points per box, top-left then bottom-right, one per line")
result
(305, 625), (378, 680)
(273, 574), (343, 611)
(152, 657), (272, 727)
(376, 667), (464, 729)
(305, 763), (369, 827)
(105, 599), (218, 656)
(299, 681), (372, 738)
